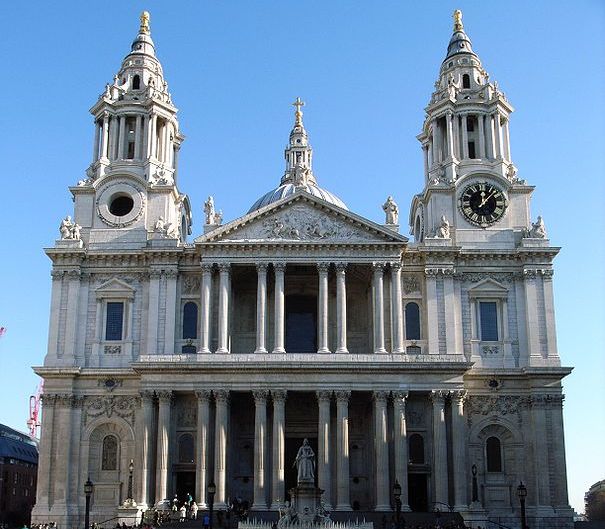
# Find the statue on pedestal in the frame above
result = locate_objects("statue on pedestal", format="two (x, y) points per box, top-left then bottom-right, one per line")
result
(293, 438), (315, 484)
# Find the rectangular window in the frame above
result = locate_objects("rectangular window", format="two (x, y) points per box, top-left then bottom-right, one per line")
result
(479, 302), (499, 341)
(468, 141), (476, 159)
(105, 302), (124, 341)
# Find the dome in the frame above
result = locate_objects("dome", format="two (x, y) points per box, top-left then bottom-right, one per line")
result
(248, 183), (347, 213)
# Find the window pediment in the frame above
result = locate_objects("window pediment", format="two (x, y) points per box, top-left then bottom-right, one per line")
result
(95, 278), (135, 300)
(468, 278), (508, 299)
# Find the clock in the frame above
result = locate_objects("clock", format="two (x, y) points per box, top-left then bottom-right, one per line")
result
(459, 182), (507, 227)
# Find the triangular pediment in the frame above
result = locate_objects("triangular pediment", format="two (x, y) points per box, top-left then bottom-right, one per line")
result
(195, 191), (408, 244)
(95, 278), (135, 299)
(468, 278), (508, 297)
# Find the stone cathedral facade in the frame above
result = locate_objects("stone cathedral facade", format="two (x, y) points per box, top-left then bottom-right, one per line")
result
(32, 11), (573, 529)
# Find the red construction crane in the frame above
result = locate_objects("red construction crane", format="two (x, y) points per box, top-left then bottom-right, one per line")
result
(27, 381), (43, 438)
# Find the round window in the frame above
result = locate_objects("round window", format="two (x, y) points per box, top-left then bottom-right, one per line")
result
(109, 195), (134, 216)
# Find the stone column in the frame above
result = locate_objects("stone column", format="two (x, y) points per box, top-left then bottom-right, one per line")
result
(214, 390), (230, 508)
(252, 390), (269, 509)
(549, 395), (570, 507)
(164, 270), (178, 355)
(317, 263), (330, 353)
(477, 113), (486, 159)
(217, 264), (230, 353)
(142, 115), (149, 160)
(373, 391), (390, 510)
(273, 263), (286, 353)
(432, 119), (441, 163)
(503, 118), (511, 161)
(139, 391), (155, 506)
(531, 396), (552, 511)
(422, 144), (429, 179)
(392, 391), (411, 511)
(148, 114), (157, 158)
(452, 113), (460, 159)
(461, 114), (469, 159)
(493, 112), (502, 159)
(524, 271), (542, 362)
(155, 391), (172, 503)
(484, 114), (494, 159)
(92, 118), (100, 162)
(425, 271), (439, 355)
(255, 264), (268, 353)
(335, 390), (351, 510)
(451, 390), (468, 510)
(147, 269), (161, 354)
(53, 396), (74, 507)
(108, 115), (118, 160)
(271, 390), (287, 509)
(34, 394), (56, 512)
(100, 112), (110, 159)
(430, 391), (448, 506)
(317, 391), (332, 509)
(63, 270), (81, 359)
(372, 263), (387, 354)
(195, 390), (212, 507)
(117, 115), (126, 159)
(390, 263), (404, 353)
(445, 111), (455, 159)
(335, 263), (348, 353)
(200, 264), (213, 353)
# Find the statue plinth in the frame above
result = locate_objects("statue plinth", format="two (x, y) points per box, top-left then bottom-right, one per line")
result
(289, 483), (324, 524)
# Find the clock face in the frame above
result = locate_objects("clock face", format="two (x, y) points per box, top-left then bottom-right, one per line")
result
(459, 182), (507, 227)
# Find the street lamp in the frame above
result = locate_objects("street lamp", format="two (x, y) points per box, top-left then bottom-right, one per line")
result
(207, 481), (216, 529)
(392, 479), (402, 528)
(84, 478), (94, 529)
(471, 464), (479, 503)
(127, 459), (134, 502)
(517, 482), (528, 529)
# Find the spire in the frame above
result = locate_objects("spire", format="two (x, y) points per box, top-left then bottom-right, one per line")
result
(444, 9), (477, 62)
(282, 98), (315, 186)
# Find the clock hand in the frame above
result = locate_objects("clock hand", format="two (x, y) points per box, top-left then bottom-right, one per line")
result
(478, 190), (496, 208)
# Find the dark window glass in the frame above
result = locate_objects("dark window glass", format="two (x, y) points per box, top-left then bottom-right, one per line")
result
(409, 434), (425, 464)
(105, 302), (124, 341)
(405, 302), (421, 340)
(468, 141), (476, 159)
(467, 116), (475, 131)
(132, 75), (140, 90)
(182, 302), (198, 339)
(406, 345), (421, 355)
(479, 302), (498, 341)
(486, 436), (502, 472)
(462, 74), (471, 88)
(178, 434), (194, 464)
(101, 435), (118, 470)
(182, 344), (196, 354)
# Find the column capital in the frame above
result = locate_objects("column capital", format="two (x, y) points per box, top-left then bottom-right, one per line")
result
(201, 263), (214, 273)
(256, 262), (269, 273)
(252, 389), (270, 403)
(372, 262), (386, 273)
(157, 391), (173, 403)
(335, 262), (347, 273)
(372, 390), (389, 404)
(430, 390), (447, 405)
(316, 390), (333, 403)
(317, 262), (330, 273)
(335, 390), (351, 403)
(273, 262), (286, 272)
(218, 263), (231, 273)
(451, 390), (467, 404)
(214, 389), (230, 403)
(140, 390), (156, 403)
(272, 389), (287, 403)
(392, 390), (409, 402)
(195, 390), (212, 403)
(390, 261), (402, 272)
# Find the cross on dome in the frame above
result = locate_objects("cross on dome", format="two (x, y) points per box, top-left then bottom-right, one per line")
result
(292, 97), (305, 125)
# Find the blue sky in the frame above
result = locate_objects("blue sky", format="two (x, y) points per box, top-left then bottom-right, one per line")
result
(0, 0), (603, 515)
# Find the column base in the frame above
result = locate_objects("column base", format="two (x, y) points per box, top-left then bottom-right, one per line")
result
(335, 504), (352, 511)
(199, 347), (211, 354)
(335, 347), (349, 354)
(270, 501), (284, 510)
(272, 347), (286, 354)
(254, 347), (268, 354)
(251, 502), (268, 510)
(374, 348), (388, 354)
(216, 347), (229, 354)
(392, 347), (405, 354)
(317, 347), (331, 354)
(401, 504), (411, 512)
(375, 504), (392, 512)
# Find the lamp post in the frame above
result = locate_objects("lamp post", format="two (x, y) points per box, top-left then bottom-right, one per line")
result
(392, 479), (402, 529)
(471, 464), (479, 503)
(517, 482), (528, 529)
(127, 459), (134, 502)
(207, 481), (216, 529)
(84, 478), (94, 529)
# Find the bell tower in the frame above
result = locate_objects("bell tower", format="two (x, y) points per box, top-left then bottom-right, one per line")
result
(68, 12), (192, 249)
(410, 10), (540, 249)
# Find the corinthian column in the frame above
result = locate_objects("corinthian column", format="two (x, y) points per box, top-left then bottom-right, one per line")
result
(273, 263), (286, 353)
(373, 391), (390, 510)
(335, 390), (351, 510)
(217, 264), (230, 353)
(195, 390), (212, 507)
(214, 390), (230, 508)
(373, 263), (387, 353)
(139, 391), (155, 506)
(317, 391), (332, 509)
(255, 264), (268, 353)
(155, 391), (173, 503)
(335, 263), (348, 353)
(200, 264), (213, 353)
(271, 390), (287, 509)
(393, 391), (411, 511)
(431, 391), (448, 506)
(252, 390), (269, 509)
(391, 263), (404, 353)
(317, 263), (330, 353)
(451, 390), (468, 510)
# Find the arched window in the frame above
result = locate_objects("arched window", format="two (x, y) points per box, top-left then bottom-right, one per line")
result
(405, 302), (421, 340)
(182, 302), (198, 339)
(409, 434), (425, 464)
(101, 435), (118, 470)
(462, 74), (471, 89)
(178, 434), (195, 464)
(486, 436), (502, 472)
(132, 75), (141, 90)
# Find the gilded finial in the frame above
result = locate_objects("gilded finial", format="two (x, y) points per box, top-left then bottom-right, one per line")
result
(292, 97), (305, 125)
(140, 11), (151, 35)
(453, 10), (463, 32)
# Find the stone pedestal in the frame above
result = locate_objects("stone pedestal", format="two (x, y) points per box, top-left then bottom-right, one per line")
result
(117, 503), (144, 526)
(289, 483), (324, 524)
